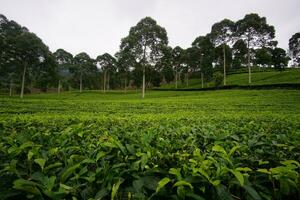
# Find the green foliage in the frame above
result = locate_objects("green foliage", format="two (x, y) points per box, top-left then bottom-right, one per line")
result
(0, 90), (299, 199)
(272, 48), (289, 70)
(213, 72), (224, 88)
(232, 39), (247, 69)
(192, 35), (214, 80)
(160, 69), (300, 89)
(214, 44), (232, 71)
(255, 47), (272, 67)
(289, 32), (300, 66)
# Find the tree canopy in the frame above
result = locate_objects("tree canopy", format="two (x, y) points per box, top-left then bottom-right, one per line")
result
(119, 17), (168, 97)
(289, 32), (300, 66)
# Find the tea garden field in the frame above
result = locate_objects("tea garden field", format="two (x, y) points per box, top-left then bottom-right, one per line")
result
(0, 90), (300, 200)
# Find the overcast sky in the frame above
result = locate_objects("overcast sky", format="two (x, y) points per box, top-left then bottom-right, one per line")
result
(1, 0), (299, 58)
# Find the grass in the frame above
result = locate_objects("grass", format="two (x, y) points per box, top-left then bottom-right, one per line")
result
(160, 68), (300, 89)
(1, 90), (299, 118)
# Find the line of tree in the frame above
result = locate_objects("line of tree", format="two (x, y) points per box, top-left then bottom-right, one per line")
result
(0, 13), (299, 98)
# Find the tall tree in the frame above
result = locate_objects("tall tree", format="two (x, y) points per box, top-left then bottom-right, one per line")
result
(30, 51), (58, 92)
(192, 35), (214, 87)
(236, 13), (276, 84)
(96, 53), (116, 92)
(115, 47), (135, 92)
(272, 48), (289, 70)
(210, 19), (235, 85)
(53, 49), (73, 93)
(0, 15), (19, 95)
(172, 46), (184, 89)
(159, 46), (174, 84)
(1, 15), (25, 96)
(288, 32), (300, 67)
(255, 47), (272, 67)
(72, 52), (95, 92)
(183, 47), (199, 87)
(214, 44), (232, 74)
(15, 32), (50, 98)
(119, 17), (168, 98)
(1, 14), (54, 97)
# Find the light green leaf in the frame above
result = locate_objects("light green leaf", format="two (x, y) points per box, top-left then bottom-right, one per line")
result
(229, 169), (244, 186)
(96, 151), (106, 161)
(280, 160), (300, 167)
(34, 158), (46, 171)
(169, 168), (182, 180)
(173, 180), (193, 190)
(258, 160), (269, 165)
(210, 179), (221, 186)
(59, 183), (73, 191)
(257, 168), (271, 174)
(111, 178), (124, 200)
(44, 162), (62, 172)
(228, 146), (240, 157)
(13, 179), (42, 195)
(27, 151), (34, 160)
(156, 177), (171, 193)
(61, 163), (80, 183)
(20, 141), (35, 150)
(236, 167), (252, 172)
(212, 145), (227, 155)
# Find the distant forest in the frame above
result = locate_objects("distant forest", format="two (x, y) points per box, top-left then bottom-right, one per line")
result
(0, 13), (299, 97)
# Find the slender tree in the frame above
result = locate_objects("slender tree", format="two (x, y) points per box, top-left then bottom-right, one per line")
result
(0, 14), (50, 98)
(159, 46), (174, 84)
(192, 35), (214, 87)
(172, 46), (184, 89)
(115, 49), (134, 92)
(96, 53), (116, 92)
(53, 49), (73, 93)
(15, 32), (49, 98)
(119, 17), (168, 98)
(214, 44), (232, 75)
(236, 13), (276, 84)
(73, 52), (95, 92)
(210, 19), (235, 85)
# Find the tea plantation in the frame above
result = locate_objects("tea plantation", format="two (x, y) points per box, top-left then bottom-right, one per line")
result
(0, 90), (300, 200)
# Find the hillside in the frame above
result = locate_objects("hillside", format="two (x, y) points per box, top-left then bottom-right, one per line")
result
(160, 68), (300, 89)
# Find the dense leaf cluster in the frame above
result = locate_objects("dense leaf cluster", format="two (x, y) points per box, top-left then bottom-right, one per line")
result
(0, 116), (299, 199)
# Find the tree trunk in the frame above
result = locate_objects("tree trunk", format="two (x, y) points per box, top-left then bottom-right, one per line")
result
(58, 80), (61, 94)
(142, 66), (145, 98)
(175, 70), (178, 89)
(20, 63), (27, 98)
(9, 79), (13, 97)
(247, 39), (251, 84)
(124, 77), (127, 93)
(223, 44), (226, 86)
(186, 73), (189, 87)
(201, 72), (204, 88)
(107, 73), (110, 91)
(142, 44), (146, 98)
(103, 70), (106, 93)
(80, 71), (83, 93)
